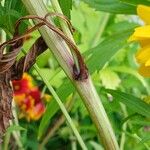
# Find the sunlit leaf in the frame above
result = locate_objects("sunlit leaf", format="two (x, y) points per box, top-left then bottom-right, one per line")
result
(58, 0), (72, 19)
(100, 68), (121, 89)
(106, 89), (150, 118)
(120, 0), (150, 6)
(86, 30), (133, 73)
(0, 0), (27, 33)
(82, 0), (136, 14)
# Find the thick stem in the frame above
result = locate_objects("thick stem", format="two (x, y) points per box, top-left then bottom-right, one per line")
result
(22, 0), (119, 149)
(50, 0), (80, 72)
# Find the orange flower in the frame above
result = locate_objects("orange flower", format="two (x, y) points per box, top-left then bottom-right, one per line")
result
(12, 73), (50, 121)
(13, 73), (33, 95)
(27, 88), (41, 104)
(28, 102), (45, 121)
(17, 88), (45, 121)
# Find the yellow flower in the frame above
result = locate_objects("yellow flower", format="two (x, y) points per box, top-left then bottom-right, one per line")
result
(129, 5), (150, 77)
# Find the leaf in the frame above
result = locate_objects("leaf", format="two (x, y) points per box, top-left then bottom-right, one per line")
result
(107, 21), (138, 33)
(0, 0), (27, 34)
(58, 0), (72, 19)
(120, 0), (150, 6)
(106, 89), (150, 118)
(89, 141), (104, 150)
(140, 136), (150, 144)
(86, 29), (133, 73)
(38, 80), (74, 139)
(82, 0), (136, 14)
(6, 125), (26, 134)
(100, 68), (121, 89)
(110, 66), (150, 94)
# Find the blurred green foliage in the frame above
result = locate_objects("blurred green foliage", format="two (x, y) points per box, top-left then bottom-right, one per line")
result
(0, 0), (150, 149)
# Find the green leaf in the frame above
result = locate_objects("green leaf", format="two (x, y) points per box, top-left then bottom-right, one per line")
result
(82, 0), (136, 14)
(110, 66), (150, 94)
(140, 136), (150, 144)
(107, 21), (138, 33)
(58, 0), (72, 19)
(106, 89), (150, 118)
(86, 29), (133, 73)
(6, 125), (26, 134)
(38, 80), (74, 139)
(0, 0), (27, 33)
(100, 68), (121, 89)
(120, 0), (150, 6)
(89, 141), (103, 150)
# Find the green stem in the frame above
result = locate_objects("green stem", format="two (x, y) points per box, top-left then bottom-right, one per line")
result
(22, 0), (119, 149)
(9, 121), (24, 150)
(70, 134), (77, 150)
(50, 0), (73, 41)
(120, 103), (150, 150)
(120, 104), (127, 150)
(3, 133), (10, 150)
(89, 13), (110, 48)
(33, 64), (87, 150)
(41, 68), (61, 97)
(39, 93), (77, 148)
(133, 134), (150, 150)
(50, 0), (80, 73)
(11, 100), (21, 138)
(125, 132), (150, 150)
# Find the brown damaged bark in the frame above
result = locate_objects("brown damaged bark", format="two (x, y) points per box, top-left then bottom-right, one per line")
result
(0, 22), (48, 140)
(0, 13), (88, 141)
(0, 36), (48, 140)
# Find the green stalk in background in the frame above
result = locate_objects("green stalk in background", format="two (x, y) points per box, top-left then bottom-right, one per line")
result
(33, 64), (87, 150)
(22, 0), (119, 149)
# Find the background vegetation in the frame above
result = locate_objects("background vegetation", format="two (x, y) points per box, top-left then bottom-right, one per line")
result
(0, 0), (150, 150)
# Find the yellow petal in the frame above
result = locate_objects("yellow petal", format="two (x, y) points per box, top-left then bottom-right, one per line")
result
(134, 26), (150, 38)
(128, 34), (150, 47)
(139, 38), (150, 47)
(137, 5), (150, 25)
(128, 34), (138, 42)
(145, 58), (150, 66)
(138, 65), (150, 77)
(136, 46), (150, 64)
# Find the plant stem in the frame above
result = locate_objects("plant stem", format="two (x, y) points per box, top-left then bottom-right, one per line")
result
(120, 104), (150, 150)
(132, 134), (150, 150)
(50, 0), (73, 41)
(22, 0), (119, 149)
(33, 64), (87, 150)
(11, 100), (21, 138)
(89, 13), (110, 48)
(70, 134), (77, 150)
(125, 132), (150, 150)
(50, 0), (80, 72)
(9, 121), (24, 150)
(3, 133), (10, 150)
(120, 104), (127, 150)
